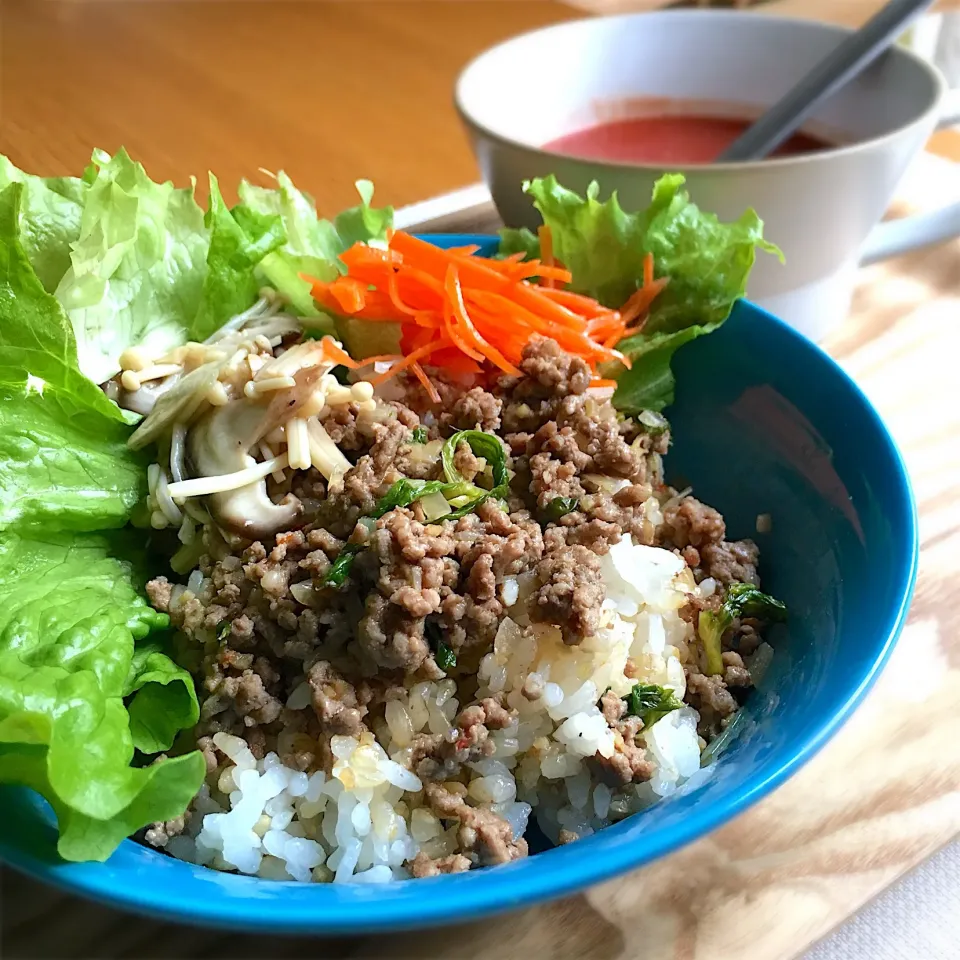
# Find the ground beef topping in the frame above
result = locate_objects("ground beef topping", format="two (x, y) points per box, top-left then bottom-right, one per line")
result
(140, 331), (778, 877)
(533, 541), (605, 645)
(589, 716), (655, 787)
(424, 783), (528, 866)
(409, 851), (472, 877)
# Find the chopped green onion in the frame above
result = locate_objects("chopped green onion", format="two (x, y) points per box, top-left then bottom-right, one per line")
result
(697, 582), (787, 676)
(436, 641), (456, 672)
(541, 496), (579, 523)
(622, 683), (683, 727)
(371, 478), (449, 520)
(411, 426), (428, 443)
(322, 543), (364, 588)
(425, 620), (457, 671)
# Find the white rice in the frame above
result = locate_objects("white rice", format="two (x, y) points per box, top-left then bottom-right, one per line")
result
(168, 540), (713, 881)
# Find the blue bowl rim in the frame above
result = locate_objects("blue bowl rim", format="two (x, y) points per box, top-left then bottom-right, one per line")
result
(0, 234), (919, 933)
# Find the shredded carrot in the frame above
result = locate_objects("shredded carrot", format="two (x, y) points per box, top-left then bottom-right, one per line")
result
(303, 231), (668, 401)
(445, 266), (521, 376)
(320, 336), (360, 369)
(537, 225), (555, 289)
(643, 252), (654, 289)
(620, 277), (670, 328)
(370, 340), (445, 387)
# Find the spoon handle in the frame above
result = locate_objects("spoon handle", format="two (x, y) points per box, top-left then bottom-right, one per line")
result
(717, 0), (937, 162)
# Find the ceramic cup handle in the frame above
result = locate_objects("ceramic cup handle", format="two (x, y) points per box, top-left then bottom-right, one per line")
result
(860, 100), (960, 265)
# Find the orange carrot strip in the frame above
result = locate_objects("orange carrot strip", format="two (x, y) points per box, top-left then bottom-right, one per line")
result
(620, 277), (669, 327)
(538, 225), (554, 289)
(589, 378), (618, 389)
(533, 265), (573, 284)
(390, 232), (513, 292)
(320, 337), (361, 369)
(643, 252), (654, 289)
(541, 288), (611, 318)
(340, 242), (401, 269)
(465, 290), (592, 353)
(329, 277), (367, 314)
(445, 266), (521, 376)
(385, 267), (420, 318)
(510, 282), (591, 332)
(603, 328), (627, 350)
(413, 311), (445, 328)
(410, 361), (442, 403)
(441, 298), (485, 363)
(370, 340), (447, 387)
(358, 353), (404, 366)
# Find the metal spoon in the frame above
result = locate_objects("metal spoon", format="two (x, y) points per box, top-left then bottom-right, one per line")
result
(717, 0), (937, 162)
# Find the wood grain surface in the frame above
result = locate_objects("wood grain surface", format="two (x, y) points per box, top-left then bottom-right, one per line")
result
(0, 0), (574, 212)
(3, 2), (960, 959)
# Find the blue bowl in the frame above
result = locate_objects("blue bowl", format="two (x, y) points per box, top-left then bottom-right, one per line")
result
(0, 235), (917, 933)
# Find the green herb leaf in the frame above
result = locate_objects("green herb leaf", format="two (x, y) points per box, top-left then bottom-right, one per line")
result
(623, 683), (684, 727)
(725, 582), (788, 622)
(425, 621), (457, 672)
(697, 582), (787, 676)
(436, 641), (457, 672)
(322, 543), (364, 588)
(411, 425), (428, 444)
(217, 621), (232, 641)
(541, 496), (579, 523)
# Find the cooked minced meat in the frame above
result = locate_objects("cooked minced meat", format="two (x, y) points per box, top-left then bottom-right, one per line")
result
(589, 716), (655, 788)
(307, 660), (367, 736)
(407, 693), (517, 781)
(409, 851), (472, 877)
(424, 783), (528, 866)
(144, 334), (780, 877)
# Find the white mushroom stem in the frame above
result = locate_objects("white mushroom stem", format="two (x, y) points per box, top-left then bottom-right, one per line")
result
(167, 454), (290, 500)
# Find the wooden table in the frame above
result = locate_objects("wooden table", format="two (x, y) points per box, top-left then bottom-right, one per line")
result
(2, 2), (960, 959)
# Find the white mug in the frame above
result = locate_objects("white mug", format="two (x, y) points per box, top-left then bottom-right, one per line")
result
(456, 11), (958, 341)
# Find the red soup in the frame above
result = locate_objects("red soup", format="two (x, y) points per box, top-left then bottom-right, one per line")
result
(543, 114), (833, 164)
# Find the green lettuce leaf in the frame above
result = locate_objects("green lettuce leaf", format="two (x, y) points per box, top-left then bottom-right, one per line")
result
(54, 148), (209, 385)
(0, 156), (85, 293)
(500, 174), (781, 412)
(125, 640), (199, 755)
(190, 173), (286, 340)
(237, 174), (393, 320)
(333, 179), (394, 251)
(0, 182), (127, 422)
(496, 225), (539, 262)
(0, 384), (146, 534)
(0, 181), (145, 533)
(238, 171), (342, 318)
(0, 531), (203, 861)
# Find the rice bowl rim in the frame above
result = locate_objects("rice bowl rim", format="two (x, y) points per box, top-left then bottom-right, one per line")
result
(0, 245), (919, 933)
